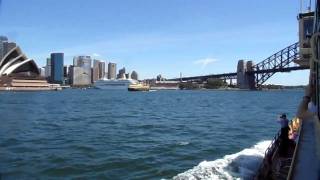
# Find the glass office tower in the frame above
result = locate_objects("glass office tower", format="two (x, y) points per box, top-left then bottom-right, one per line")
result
(50, 53), (64, 84)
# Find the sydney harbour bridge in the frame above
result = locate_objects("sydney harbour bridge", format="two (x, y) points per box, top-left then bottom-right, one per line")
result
(169, 11), (315, 89)
(169, 42), (309, 89)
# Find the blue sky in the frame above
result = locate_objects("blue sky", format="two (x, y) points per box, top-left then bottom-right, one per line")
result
(0, 0), (311, 85)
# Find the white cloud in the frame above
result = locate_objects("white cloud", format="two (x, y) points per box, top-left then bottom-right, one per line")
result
(193, 58), (218, 68)
(92, 53), (101, 57)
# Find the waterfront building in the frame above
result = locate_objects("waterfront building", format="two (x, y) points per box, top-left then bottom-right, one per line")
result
(39, 67), (45, 77)
(50, 53), (64, 84)
(4, 42), (16, 53)
(2, 42), (16, 58)
(63, 66), (68, 78)
(71, 56), (92, 86)
(156, 74), (165, 81)
(131, 71), (138, 80)
(0, 40), (60, 91)
(117, 67), (126, 79)
(91, 68), (94, 83)
(0, 46), (40, 77)
(105, 62), (108, 78)
(0, 36), (8, 61)
(98, 61), (105, 79)
(125, 73), (130, 79)
(63, 66), (68, 84)
(45, 58), (51, 78)
(93, 60), (100, 82)
(0, 36), (16, 61)
(68, 65), (73, 84)
(93, 60), (106, 81)
(69, 66), (91, 86)
(108, 62), (117, 80)
(0, 36), (8, 60)
(74, 56), (92, 76)
(0, 36), (8, 41)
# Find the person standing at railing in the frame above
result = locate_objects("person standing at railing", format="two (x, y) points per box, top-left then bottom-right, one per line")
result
(277, 113), (290, 157)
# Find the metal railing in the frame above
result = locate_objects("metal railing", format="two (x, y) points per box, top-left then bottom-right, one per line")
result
(254, 43), (300, 88)
(255, 117), (302, 180)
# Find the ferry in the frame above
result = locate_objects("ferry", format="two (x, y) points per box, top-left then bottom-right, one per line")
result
(94, 78), (138, 90)
(255, 1), (320, 179)
(128, 83), (150, 91)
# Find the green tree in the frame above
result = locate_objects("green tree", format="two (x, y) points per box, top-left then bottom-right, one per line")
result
(205, 78), (227, 89)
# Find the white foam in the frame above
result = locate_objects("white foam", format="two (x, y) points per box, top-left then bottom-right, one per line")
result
(178, 141), (190, 146)
(173, 140), (271, 180)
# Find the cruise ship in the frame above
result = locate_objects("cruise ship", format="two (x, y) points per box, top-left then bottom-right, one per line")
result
(94, 78), (138, 89)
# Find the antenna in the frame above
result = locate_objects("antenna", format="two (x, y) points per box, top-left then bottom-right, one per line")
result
(308, 0), (312, 11)
(300, 0), (303, 13)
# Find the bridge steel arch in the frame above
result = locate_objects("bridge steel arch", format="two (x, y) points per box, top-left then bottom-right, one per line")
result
(168, 42), (309, 89)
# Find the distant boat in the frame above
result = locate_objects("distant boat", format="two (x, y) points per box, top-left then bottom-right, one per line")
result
(94, 78), (138, 90)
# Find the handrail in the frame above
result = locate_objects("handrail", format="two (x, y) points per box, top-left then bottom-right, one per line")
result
(286, 118), (303, 180)
(255, 117), (302, 180)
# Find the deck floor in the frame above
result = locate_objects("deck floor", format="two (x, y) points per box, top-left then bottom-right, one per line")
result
(292, 116), (320, 180)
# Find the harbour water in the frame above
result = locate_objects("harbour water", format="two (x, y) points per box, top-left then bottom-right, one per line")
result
(0, 89), (303, 179)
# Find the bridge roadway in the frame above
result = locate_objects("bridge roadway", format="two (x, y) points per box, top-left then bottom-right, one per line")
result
(169, 65), (309, 82)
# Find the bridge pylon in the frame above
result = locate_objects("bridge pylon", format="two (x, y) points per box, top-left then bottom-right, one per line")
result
(237, 60), (256, 89)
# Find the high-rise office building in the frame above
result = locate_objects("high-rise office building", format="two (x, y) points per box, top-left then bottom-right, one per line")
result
(45, 58), (51, 78)
(39, 67), (46, 77)
(68, 65), (73, 84)
(3, 42), (16, 55)
(93, 60), (106, 81)
(125, 73), (130, 79)
(50, 53), (64, 84)
(93, 60), (100, 82)
(63, 66), (68, 78)
(117, 67), (126, 79)
(71, 56), (92, 85)
(0, 36), (8, 61)
(98, 61), (105, 79)
(131, 71), (138, 80)
(0, 36), (16, 61)
(108, 62), (117, 80)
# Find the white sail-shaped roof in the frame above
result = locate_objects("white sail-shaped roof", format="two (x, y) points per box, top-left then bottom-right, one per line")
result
(0, 46), (39, 77)
(0, 54), (26, 75)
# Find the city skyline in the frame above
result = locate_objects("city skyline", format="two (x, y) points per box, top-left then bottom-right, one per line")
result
(0, 0), (311, 85)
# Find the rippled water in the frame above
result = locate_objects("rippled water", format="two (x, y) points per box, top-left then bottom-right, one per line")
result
(0, 89), (303, 179)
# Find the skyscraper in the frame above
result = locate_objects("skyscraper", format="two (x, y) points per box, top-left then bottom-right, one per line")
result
(93, 60), (100, 82)
(108, 62), (117, 80)
(98, 61), (105, 79)
(93, 60), (106, 81)
(0, 36), (8, 61)
(50, 53), (64, 84)
(63, 66), (68, 78)
(117, 67), (126, 79)
(131, 71), (138, 80)
(45, 58), (51, 78)
(3, 42), (16, 56)
(71, 56), (92, 85)
(0, 36), (16, 61)
(39, 67), (46, 77)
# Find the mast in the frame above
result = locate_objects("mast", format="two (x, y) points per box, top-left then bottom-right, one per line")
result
(309, 0), (312, 11)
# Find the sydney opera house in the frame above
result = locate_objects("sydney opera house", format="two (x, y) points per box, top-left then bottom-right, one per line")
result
(0, 36), (60, 90)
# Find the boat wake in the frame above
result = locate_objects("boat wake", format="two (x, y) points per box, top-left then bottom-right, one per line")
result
(173, 140), (271, 180)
